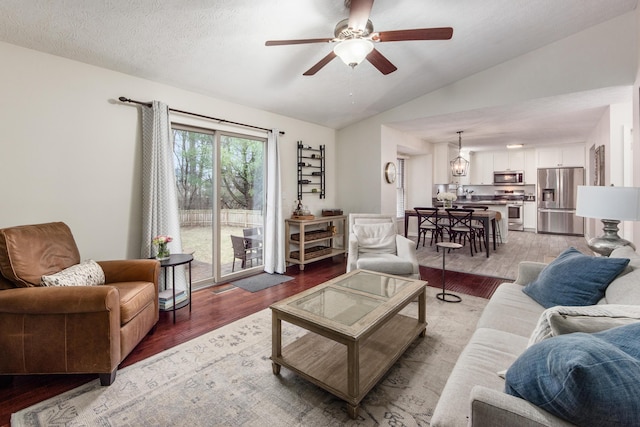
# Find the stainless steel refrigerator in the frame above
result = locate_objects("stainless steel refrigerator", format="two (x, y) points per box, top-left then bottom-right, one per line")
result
(537, 167), (584, 236)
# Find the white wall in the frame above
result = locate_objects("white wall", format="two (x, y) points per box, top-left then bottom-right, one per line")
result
(0, 41), (336, 260)
(337, 12), (638, 218)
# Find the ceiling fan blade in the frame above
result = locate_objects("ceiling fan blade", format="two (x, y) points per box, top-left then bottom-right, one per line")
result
(303, 51), (337, 76)
(376, 27), (453, 42)
(366, 48), (397, 75)
(265, 38), (333, 46)
(348, 0), (374, 32)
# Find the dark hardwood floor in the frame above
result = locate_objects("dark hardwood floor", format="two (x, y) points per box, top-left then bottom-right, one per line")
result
(0, 258), (347, 427)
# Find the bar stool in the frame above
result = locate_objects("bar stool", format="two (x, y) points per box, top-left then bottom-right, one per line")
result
(436, 241), (463, 302)
(494, 211), (503, 245)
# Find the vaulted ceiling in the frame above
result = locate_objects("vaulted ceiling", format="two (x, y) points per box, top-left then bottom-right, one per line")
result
(0, 0), (637, 150)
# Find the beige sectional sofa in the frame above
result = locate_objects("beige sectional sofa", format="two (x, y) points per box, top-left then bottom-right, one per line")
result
(431, 245), (640, 426)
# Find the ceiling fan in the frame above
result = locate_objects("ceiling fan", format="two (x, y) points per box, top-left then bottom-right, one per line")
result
(265, 0), (453, 76)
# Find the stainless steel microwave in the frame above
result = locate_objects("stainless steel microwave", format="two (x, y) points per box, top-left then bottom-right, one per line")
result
(493, 170), (524, 185)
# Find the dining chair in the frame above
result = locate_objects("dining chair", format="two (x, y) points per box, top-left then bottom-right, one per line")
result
(462, 205), (488, 251)
(445, 208), (477, 256)
(414, 207), (443, 250)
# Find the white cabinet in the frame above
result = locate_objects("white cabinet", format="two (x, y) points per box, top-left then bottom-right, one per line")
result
(523, 202), (537, 231)
(493, 151), (525, 172)
(433, 143), (451, 184)
(524, 149), (536, 184)
(492, 152), (509, 171)
(470, 151), (494, 185)
(507, 151), (525, 171)
(537, 144), (585, 168)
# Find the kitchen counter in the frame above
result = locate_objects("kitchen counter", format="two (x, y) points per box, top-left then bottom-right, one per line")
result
(433, 199), (511, 206)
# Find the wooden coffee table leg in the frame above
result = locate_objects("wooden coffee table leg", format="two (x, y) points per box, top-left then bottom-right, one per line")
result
(271, 311), (282, 375)
(419, 287), (427, 337)
(272, 362), (281, 375)
(347, 403), (359, 419)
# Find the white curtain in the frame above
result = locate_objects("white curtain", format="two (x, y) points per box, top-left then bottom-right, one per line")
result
(140, 101), (186, 291)
(264, 129), (286, 274)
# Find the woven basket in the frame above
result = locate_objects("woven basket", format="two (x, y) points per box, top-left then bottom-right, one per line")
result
(289, 245), (331, 260)
(290, 230), (333, 242)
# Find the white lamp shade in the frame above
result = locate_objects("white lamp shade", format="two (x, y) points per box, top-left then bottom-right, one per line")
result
(576, 186), (640, 221)
(333, 39), (374, 67)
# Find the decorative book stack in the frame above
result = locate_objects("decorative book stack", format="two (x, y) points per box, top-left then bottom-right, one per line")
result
(159, 289), (187, 310)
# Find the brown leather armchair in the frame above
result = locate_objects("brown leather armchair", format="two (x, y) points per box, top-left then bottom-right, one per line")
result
(0, 222), (159, 386)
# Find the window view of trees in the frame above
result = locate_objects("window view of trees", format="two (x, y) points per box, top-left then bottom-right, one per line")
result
(173, 129), (213, 210)
(219, 135), (264, 211)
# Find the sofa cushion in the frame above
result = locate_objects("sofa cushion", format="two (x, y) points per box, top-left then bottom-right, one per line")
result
(505, 323), (640, 427)
(528, 304), (640, 346)
(355, 253), (414, 275)
(352, 222), (396, 254)
(522, 247), (629, 309)
(431, 328), (529, 427)
(0, 222), (81, 287)
(40, 260), (105, 287)
(476, 283), (546, 338)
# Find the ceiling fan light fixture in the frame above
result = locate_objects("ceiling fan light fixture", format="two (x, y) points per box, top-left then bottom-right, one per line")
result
(450, 131), (469, 177)
(333, 38), (374, 68)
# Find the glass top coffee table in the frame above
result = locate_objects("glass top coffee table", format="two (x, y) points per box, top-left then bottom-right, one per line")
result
(270, 269), (427, 419)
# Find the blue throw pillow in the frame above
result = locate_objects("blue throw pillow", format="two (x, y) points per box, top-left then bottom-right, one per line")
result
(523, 247), (629, 308)
(505, 323), (640, 427)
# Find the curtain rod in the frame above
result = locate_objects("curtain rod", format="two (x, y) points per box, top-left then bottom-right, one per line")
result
(118, 97), (285, 135)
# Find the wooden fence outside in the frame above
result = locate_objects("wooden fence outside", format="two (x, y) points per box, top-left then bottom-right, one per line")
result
(179, 209), (263, 227)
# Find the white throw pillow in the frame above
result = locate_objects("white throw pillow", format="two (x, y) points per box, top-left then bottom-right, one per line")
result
(528, 304), (640, 347)
(353, 222), (397, 254)
(41, 259), (105, 287)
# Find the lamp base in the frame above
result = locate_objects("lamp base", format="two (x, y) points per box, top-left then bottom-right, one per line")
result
(587, 219), (636, 257)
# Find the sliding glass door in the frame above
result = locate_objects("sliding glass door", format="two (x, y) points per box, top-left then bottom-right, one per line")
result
(173, 125), (265, 288)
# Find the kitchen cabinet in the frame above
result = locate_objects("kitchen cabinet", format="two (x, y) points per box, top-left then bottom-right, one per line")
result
(536, 144), (585, 168)
(494, 151), (525, 171)
(433, 143), (451, 184)
(492, 152), (509, 171)
(523, 149), (536, 184)
(523, 202), (537, 231)
(470, 151), (494, 185)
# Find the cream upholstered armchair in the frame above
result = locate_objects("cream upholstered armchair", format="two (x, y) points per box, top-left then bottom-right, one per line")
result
(347, 214), (420, 279)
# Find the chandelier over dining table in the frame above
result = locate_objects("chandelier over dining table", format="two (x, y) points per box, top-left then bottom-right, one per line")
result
(450, 131), (469, 177)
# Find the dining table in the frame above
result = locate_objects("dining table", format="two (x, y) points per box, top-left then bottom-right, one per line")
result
(404, 209), (498, 258)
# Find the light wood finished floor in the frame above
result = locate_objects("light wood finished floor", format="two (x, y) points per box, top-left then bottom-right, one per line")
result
(415, 230), (591, 280)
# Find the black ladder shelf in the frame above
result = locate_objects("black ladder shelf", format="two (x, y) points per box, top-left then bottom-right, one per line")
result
(297, 141), (325, 200)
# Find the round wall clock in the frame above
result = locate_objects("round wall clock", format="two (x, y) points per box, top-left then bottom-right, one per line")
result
(384, 162), (397, 184)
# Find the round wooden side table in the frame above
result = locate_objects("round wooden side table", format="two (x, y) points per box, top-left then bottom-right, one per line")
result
(436, 242), (463, 303)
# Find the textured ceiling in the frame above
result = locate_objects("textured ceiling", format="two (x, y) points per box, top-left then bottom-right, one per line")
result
(0, 0), (637, 149)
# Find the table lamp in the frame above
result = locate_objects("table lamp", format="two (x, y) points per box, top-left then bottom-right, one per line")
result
(576, 185), (640, 256)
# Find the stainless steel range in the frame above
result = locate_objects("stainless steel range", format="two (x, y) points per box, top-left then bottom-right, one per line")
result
(495, 189), (525, 231)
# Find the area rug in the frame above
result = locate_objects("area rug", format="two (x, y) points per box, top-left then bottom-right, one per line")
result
(12, 286), (488, 426)
(230, 273), (294, 292)
(420, 266), (507, 299)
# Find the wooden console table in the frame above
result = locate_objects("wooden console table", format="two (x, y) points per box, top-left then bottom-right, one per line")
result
(285, 215), (346, 270)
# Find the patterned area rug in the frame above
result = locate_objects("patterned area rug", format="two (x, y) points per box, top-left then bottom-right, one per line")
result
(12, 287), (489, 426)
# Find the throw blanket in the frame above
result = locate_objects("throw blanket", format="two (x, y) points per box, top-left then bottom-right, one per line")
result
(528, 304), (640, 346)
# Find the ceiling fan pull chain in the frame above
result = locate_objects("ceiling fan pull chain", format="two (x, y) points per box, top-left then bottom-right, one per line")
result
(349, 67), (356, 104)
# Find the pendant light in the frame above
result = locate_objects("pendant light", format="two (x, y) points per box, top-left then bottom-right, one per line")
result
(450, 131), (469, 177)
